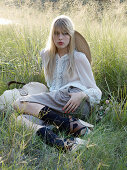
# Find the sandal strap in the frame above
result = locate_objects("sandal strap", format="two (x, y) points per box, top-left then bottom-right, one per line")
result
(74, 127), (87, 136)
(69, 119), (87, 136)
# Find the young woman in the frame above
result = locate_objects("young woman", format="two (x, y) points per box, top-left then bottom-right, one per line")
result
(13, 15), (102, 151)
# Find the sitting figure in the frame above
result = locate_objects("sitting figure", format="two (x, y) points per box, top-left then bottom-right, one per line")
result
(4, 15), (102, 151)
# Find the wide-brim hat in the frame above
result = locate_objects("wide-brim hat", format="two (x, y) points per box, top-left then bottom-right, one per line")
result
(75, 31), (91, 64)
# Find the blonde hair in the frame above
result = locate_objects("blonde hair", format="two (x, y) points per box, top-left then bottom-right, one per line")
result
(44, 15), (75, 83)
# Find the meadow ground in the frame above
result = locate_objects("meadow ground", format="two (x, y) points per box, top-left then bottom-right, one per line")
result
(0, 0), (127, 169)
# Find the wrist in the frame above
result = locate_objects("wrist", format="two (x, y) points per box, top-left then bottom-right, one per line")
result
(81, 92), (89, 101)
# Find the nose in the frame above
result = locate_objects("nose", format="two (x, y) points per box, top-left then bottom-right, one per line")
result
(58, 33), (63, 40)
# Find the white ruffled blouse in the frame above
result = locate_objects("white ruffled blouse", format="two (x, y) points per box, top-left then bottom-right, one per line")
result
(40, 50), (102, 106)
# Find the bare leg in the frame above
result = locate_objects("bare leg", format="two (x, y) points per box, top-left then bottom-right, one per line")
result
(12, 82), (48, 116)
(13, 99), (44, 117)
(17, 115), (43, 132)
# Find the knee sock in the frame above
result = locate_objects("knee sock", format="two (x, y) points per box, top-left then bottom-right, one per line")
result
(38, 106), (70, 132)
(36, 127), (64, 150)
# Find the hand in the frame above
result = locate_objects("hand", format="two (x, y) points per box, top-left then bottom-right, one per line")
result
(63, 92), (88, 114)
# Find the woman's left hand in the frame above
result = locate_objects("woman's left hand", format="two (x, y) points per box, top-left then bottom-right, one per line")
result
(62, 92), (87, 113)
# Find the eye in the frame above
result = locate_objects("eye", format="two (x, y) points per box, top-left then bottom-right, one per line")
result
(54, 31), (60, 36)
(62, 32), (68, 36)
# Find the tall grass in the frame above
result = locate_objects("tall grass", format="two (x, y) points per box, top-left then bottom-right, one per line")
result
(0, 0), (127, 94)
(0, 0), (127, 169)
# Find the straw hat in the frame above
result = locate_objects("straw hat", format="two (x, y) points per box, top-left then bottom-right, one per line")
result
(75, 31), (91, 64)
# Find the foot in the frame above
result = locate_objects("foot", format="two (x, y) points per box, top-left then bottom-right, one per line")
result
(64, 137), (88, 152)
(69, 118), (91, 137)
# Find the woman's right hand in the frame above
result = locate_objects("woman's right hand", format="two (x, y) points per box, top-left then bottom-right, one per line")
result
(62, 92), (88, 113)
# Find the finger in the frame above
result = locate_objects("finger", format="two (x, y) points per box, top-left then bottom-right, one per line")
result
(66, 104), (77, 113)
(69, 104), (77, 113)
(65, 103), (74, 113)
(71, 105), (78, 113)
(63, 100), (72, 111)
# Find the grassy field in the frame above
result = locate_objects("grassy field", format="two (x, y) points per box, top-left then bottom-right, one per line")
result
(0, 0), (127, 169)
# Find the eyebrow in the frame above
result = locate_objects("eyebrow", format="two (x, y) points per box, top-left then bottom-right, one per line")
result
(54, 30), (68, 34)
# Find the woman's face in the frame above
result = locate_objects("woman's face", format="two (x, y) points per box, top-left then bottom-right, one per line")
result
(53, 28), (70, 51)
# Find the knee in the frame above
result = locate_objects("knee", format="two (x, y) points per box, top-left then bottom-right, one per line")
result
(41, 83), (49, 92)
(23, 82), (49, 95)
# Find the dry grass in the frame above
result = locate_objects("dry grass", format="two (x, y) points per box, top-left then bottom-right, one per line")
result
(0, 0), (127, 169)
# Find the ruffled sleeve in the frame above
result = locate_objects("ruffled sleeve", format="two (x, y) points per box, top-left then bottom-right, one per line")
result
(74, 51), (102, 105)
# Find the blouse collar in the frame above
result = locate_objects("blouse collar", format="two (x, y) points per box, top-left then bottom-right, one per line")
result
(56, 53), (68, 60)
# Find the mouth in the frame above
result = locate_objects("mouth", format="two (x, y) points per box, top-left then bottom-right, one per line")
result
(58, 42), (64, 45)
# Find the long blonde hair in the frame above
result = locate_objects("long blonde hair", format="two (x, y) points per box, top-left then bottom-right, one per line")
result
(44, 15), (75, 83)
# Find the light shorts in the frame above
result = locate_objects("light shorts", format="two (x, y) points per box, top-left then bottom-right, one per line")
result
(19, 86), (90, 119)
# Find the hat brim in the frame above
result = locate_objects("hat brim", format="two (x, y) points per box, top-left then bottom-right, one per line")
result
(75, 31), (91, 64)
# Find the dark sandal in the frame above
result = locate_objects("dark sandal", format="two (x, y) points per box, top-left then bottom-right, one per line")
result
(69, 118), (88, 137)
(64, 138), (75, 151)
(63, 137), (87, 152)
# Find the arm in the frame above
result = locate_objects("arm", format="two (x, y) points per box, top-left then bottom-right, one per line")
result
(74, 51), (102, 105)
(63, 52), (102, 113)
